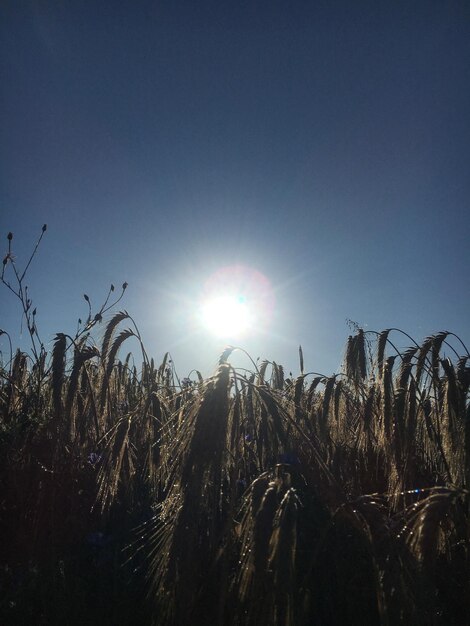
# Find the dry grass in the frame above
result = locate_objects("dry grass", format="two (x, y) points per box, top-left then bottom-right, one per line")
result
(1, 320), (469, 625)
(1, 231), (469, 625)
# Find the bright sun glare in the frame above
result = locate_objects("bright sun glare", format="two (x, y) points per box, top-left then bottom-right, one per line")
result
(201, 294), (252, 338)
(197, 265), (274, 340)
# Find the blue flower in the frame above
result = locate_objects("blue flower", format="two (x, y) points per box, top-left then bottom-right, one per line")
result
(87, 452), (102, 465)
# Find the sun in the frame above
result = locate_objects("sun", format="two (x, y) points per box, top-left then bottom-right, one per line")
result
(196, 265), (275, 341)
(200, 293), (252, 338)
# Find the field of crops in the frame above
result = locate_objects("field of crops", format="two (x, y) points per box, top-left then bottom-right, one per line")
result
(1, 232), (469, 625)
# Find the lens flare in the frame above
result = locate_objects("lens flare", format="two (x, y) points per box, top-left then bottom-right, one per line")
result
(198, 265), (274, 340)
(201, 294), (251, 337)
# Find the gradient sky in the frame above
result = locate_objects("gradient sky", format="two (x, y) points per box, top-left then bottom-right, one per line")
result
(1, 0), (469, 377)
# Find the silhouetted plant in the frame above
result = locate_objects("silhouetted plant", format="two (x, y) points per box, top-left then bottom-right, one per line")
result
(1, 228), (469, 625)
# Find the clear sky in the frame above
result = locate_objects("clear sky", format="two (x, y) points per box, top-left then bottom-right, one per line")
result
(1, 0), (469, 377)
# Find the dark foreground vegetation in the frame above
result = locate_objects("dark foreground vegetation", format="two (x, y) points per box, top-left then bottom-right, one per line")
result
(1, 229), (469, 625)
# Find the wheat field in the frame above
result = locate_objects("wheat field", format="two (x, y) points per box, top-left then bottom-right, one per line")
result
(1, 231), (469, 625)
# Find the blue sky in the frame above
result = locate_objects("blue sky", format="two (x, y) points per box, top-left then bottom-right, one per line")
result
(1, 0), (469, 377)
